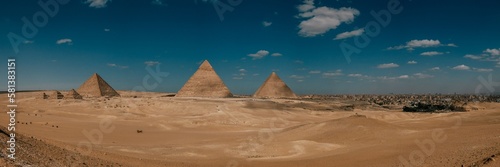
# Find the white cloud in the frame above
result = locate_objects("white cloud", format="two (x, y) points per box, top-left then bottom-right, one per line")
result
(388, 39), (455, 51)
(420, 51), (444, 56)
(56, 38), (72, 45)
(253, 73), (260, 76)
(334, 28), (364, 40)
(84, 0), (111, 8)
(144, 61), (160, 66)
(232, 77), (243, 80)
(248, 50), (270, 60)
(398, 75), (410, 79)
(474, 68), (493, 72)
(429, 67), (440, 71)
(297, 0), (360, 37)
(377, 63), (399, 69)
(289, 75), (305, 79)
(322, 70), (343, 78)
(464, 54), (483, 60)
(262, 21), (272, 27)
(271, 53), (283, 57)
(294, 60), (304, 64)
(407, 60), (418, 64)
(104, 28), (110, 32)
(413, 73), (434, 79)
(484, 48), (500, 56)
(239, 69), (247, 73)
(107, 63), (128, 69)
(348, 74), (362, 77)
(297, 0), (315, 12)
(309, 70), (321, 74)
(452, 64), (471, 71)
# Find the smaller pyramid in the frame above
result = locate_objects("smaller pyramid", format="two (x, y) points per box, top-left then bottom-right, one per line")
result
(36, 92), (49, 99)
(49, 91), (64, 99)
(64, 89), (83, 99)
(176, 60), (233, 98)
(77, 73), (120, 97)
(253, 72), (297, 98)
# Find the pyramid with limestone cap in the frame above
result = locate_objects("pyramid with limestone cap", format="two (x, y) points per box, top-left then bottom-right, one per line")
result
(176, 60), (233, 97)
(253, 72), (297, 98)
(77, 73), (120, 97)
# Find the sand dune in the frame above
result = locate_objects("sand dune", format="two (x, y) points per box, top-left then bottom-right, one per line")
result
(1, 91), (499, 166)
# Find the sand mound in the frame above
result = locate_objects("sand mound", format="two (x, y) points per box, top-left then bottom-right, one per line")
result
(276, 115), (403, 143)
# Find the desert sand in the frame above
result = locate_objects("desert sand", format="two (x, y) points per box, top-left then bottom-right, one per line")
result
(1, 91), (499, 167)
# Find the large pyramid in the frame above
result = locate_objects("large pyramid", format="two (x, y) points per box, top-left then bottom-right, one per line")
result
(253, 72), (297, 98)
(176, 60), (233, 98)
(77, 73), (120, 97)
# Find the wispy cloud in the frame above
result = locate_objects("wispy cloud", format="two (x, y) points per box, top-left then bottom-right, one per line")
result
(322, 69), (343, 78)
(262, 21), (272, 27)
(289, 75), (305, 79)
(429, 67), (440, 71)
(297, 0), (359, 37)
(309, 70), (321, 74)
(271, 53), (283, 57)
(107, 63), (128, 69)
(420, 51), (444, 56)
(84, 0), (111, 8)
(452, 64), (470, 71)
(23, 40), (34, 44)
(473, 68), (493, 72)
(144, 61), (161, 66)
(248, 50), (269, 60)
(334, 28), (364, 40)
(413, 73), (434, 79)
(464, 54), (483, 60)
(387, 39), (456, 51)
(407, 60), (418, 64)
(377, 63), (399, 69)
(56, 38), (73, 45)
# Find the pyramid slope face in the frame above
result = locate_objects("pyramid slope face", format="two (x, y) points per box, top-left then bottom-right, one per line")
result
(65, 89), (83, 99)
(176, 60), (233, 98)
(253, 72), (297, 98)
(77, 73), (120, 97)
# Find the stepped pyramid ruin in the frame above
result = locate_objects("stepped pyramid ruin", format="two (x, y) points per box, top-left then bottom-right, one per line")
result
(77, 73), (120, 97)
(64, 89), (83, 99)
(253, 72), (297, 98)
(176, 60), (233, 97)
(49, 91), (64, 99)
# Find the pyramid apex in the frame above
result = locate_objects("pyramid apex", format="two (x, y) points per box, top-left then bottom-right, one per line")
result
(198, 60), (214, 70)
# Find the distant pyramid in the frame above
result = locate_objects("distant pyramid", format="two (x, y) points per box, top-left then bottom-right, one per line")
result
(49, 91), (64, 99)
(77, 73), (120, 97)
(64, 89), (83, 99)
(176, 60), (233, 97)
(253, 72), (297, 98)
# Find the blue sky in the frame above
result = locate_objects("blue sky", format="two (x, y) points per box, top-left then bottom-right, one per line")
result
(1, 0), (500, 95)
